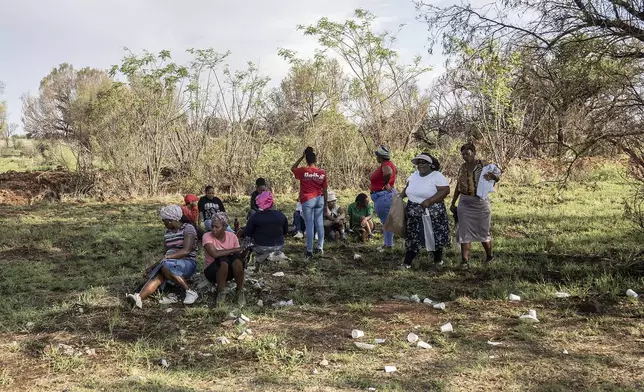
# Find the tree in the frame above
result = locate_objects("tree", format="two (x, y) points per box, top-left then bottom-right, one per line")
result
(297, 9), (431, 147)
(22, 64), (111, 171)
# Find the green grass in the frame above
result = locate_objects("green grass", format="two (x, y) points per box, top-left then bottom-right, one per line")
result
(0, 180), (643, 391)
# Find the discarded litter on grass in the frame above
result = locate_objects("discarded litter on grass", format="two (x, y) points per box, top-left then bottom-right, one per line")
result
(272, 272), (285, 277)
(440, 322), (453, 333)
(509, 294), (521, 301)
(626, 289), (639, 298)
(407, 333), (419, 343)
(487, 341), (503, 346)
(351, 329), (365, 339)
(433, 302), (446, 310)
(374, 338), (386, 344)
(423, 298), (434, 304)
(417, 341), (432, 349)
(384, 365), (397, 373)
(410, 294), (421, 303)
(555, 292), (571, 298)
(353, 254), (362, 260)
(354, 342), (375, 350)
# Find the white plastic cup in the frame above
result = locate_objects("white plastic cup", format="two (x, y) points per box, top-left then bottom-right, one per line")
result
(354, 342), (375, 350)
(417, 341), (432, 349)
(528, 309), (537, 319)
(433, 302), (446, 310)
(384, 365), (397, 373)
(410, 295), (421, 303)
(626, 289), (639, 298)
(555, 292), (571, 298)
(351, 329), (365, 339)
(509, 294), (521, 301)
(374, 338), (386, 344)
(407, 333), (419, 343)
(440, 322), (453, 333)
(423, 298), (433, 304)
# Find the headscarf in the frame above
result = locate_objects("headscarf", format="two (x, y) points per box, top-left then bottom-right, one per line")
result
(160, 205), (183, 221)
(256, 191), (274, 210)
(376, 145), (391, 160)
(211, 211), (229, 227)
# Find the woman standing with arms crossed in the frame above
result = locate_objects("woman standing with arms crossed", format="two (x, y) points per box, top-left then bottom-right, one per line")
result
(370, 145), (397, 250)
(450, 143), (500, 269)
(291, 147), (328, 260)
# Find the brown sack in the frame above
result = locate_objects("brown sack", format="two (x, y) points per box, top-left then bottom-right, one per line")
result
(383, 195), (406, 238)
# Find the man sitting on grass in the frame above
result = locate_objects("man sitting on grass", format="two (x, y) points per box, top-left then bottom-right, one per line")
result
(202, 212), (249, 306)
(126, 205), (199, 309)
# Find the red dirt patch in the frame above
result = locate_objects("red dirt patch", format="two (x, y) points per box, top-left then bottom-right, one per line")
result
(0, 170), (73, 206)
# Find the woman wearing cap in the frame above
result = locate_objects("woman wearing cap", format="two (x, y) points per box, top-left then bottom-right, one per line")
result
(370, 145), (397, 249)
(244, 191), (289, 270)
(400, 153), (451, 269)
(323, 191), (346, 240)
(181, 194), (200, 225)
(450, 143), (500, 268)
(291, 147), (328, 259)
(126, 205), (199, 308)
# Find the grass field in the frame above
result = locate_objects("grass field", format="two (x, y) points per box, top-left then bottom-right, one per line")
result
(0, 179), (643, 391)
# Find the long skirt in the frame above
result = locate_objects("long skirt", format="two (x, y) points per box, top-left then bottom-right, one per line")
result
(456, 195), (491, 243)
(405, 201), (451, 253)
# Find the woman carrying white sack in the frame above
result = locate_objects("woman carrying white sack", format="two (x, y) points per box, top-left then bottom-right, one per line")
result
(450, 142), (501, 269)
(399, 152), (451, 270)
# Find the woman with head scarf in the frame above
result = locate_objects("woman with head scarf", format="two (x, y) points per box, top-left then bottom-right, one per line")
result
(244, 191), (289, 270)
(291, 147), (328, 260)
(202, 212), (250, 305)
(370, 145), (398, 249)
(126, 205), (199, 309)
(450, 143), (501, 269)
(400, 153), (451, 269)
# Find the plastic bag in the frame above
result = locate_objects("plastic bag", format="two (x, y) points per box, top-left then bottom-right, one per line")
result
(383, 195), (406, 238)
(423, 208), (435, 252)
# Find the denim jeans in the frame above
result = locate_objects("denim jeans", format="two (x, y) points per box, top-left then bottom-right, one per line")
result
(293, 211), (305, 233)
(371, 189), (397, 247)
(302, 196), (324, 252)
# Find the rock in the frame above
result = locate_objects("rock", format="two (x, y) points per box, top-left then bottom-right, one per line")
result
(256, 300), (264, 307)
(84, 348), (96, 356)
(77, 307), (84, 314)
(221, 320), (236, 327)
(563, 349), (569, 355)
(319, 359), (329, 366)
(579, 299), (603, 314)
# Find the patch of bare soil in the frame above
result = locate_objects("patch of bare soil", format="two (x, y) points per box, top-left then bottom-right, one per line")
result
(0, 170), (74, 206)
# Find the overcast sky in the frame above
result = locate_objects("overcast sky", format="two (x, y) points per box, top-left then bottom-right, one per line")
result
(0, 0), (451, 130)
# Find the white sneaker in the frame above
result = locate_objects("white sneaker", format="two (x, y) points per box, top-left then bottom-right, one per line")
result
(294, 232), (304, 239)
(183, 289), (198, 305)
(314, 233), (318, 241)
(126, 293), (142, 309)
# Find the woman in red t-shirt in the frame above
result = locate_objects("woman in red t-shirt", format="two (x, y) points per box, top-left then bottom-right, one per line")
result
(369, 145), (397, 249)
(291, 147), (328, 259)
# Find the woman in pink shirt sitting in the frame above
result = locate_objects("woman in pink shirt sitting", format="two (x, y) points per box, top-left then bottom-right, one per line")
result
(202, 212), (250, 306)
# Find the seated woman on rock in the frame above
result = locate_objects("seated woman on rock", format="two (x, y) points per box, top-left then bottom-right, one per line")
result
(126, 205), (199, 309)
(202, 212), (249, 306)
(244, 191), (289, 270)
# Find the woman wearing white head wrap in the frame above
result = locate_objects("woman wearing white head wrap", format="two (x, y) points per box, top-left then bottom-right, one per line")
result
(126, 204), (199, 309)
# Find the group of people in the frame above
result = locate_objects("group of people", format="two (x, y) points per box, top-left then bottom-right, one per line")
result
(126, 143), (500, 309)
